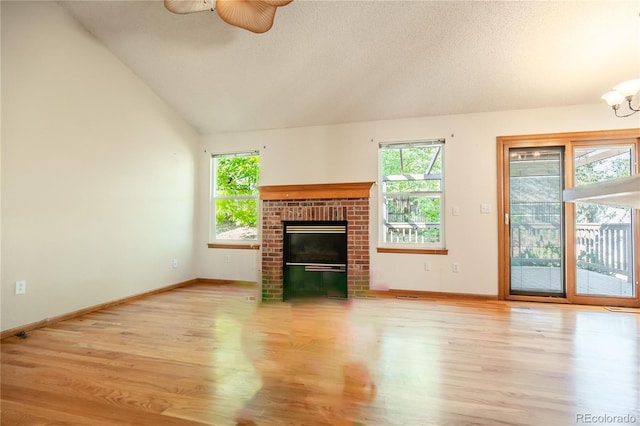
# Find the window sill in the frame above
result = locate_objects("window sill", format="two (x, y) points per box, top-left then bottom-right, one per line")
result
(208, 243), (260, 250)
(377, 247), (448, 255)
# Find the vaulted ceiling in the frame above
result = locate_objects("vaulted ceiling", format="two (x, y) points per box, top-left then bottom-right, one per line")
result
(58, 1), (640, 134)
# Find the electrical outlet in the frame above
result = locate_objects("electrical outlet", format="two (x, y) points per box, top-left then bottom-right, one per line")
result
(15, 280), (26, 295)
(424, 262), (431, 271)
(452, 207), (461, 216)
(172, 259), (178, 269)
(452, 263), (461, 273)
(481, 203), (491, 214)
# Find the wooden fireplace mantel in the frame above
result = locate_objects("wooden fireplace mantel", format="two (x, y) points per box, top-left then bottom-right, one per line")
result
(259, 182), (375, 201)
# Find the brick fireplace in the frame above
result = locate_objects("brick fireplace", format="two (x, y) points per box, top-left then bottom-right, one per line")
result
(260, 182), (375, 301)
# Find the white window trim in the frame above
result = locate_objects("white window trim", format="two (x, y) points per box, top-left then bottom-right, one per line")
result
(378, 139), (446, 249)
(210, 150), (260, 245)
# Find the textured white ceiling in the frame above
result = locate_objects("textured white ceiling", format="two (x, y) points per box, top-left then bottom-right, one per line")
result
(58, 0), (640, 134)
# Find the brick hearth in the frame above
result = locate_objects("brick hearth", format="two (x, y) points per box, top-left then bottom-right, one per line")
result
(260, 182), (374, 301)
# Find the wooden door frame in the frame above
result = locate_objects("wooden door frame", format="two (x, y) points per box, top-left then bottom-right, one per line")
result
(497, 128), (640, 307)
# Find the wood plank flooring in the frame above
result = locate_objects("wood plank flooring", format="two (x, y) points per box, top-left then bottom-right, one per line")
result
(2, 283), (639, 425)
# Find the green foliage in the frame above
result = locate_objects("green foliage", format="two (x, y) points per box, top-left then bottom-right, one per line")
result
(215, 199), (258, 232)
(214, 155), (259, 232)
(574, 154), (630, 186)
(384, 196), (440, 223)
(381, 144), (443, 224)
(215, 156), (259, 196)
(574, 151), (631, 224)
(381, 145), (441, 182)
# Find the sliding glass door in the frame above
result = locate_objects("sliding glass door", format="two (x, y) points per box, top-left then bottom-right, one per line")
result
(508, 148), (565, 297)
(573, 145), (635, 299)
(497, 129), (639, 307)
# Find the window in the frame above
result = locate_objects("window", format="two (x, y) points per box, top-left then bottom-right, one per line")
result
(210, 151), (260, 243)
(379, 140), (445, 248)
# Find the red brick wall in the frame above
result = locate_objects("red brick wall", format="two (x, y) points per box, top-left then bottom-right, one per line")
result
(261, 198), (370, 301)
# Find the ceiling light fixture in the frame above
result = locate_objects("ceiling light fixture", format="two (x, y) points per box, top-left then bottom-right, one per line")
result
(601, 78), (640, 117)
(164, 0), (293, 34)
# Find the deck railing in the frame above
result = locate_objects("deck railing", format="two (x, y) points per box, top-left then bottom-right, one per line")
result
(510, 222), (633, 282)
(384, 198), (633, 281)
(383, 221), (441, 244)
(575, 223), (633, 281)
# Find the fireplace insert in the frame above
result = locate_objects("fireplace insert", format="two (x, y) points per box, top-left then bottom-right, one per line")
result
(283, 221), (347, 300)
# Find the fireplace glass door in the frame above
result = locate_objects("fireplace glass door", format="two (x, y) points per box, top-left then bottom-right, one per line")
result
(283, 221), (348, 300)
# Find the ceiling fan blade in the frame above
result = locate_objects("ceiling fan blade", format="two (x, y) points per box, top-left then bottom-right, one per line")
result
(164, 0), (214, 14)
(261, 0), (293, 6)
(215, 0), (278, 33)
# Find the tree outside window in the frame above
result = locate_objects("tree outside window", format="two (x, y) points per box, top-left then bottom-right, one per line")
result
(574, 146), (632, 224)
(211, 152), (260, 242)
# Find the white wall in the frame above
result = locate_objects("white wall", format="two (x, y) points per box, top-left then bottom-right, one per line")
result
(198, 105), (638, 295)
(1, 1), (199, 332)
(2, 2), (637, 334)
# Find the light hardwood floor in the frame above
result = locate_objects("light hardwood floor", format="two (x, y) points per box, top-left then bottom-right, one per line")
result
(2, 283), (639, 425)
